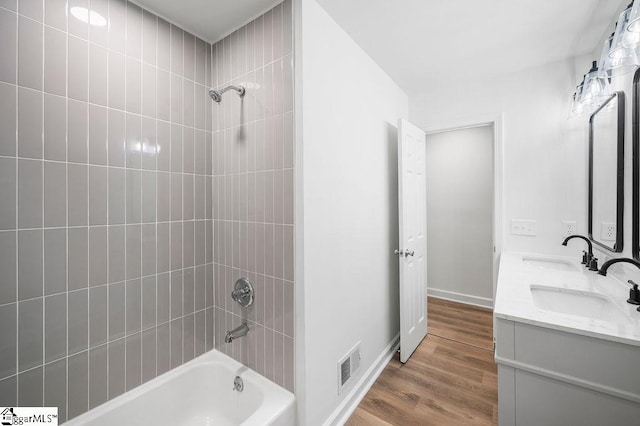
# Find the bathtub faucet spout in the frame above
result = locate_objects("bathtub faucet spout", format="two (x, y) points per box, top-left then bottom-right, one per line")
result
(225, 323), (249, 343)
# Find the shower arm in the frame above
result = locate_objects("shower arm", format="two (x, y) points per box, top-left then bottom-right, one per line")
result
(219, 85), (245, 96)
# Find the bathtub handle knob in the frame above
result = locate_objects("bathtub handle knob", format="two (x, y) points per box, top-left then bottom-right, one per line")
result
(232, 278), (254, 308)
(233, 376), (244, 392)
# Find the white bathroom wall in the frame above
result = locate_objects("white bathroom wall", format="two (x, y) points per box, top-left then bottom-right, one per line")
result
(296, 0), (409, 424)
(410, 57), (593, 258)
(425, 125), (494, 306)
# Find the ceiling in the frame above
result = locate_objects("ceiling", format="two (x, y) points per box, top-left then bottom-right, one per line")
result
(315, 0), (626, 93)
(131, 0), (281, 42)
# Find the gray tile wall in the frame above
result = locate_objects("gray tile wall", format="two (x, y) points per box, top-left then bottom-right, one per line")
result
(0, 0), (215, 421)
(211, 0), (295, 393)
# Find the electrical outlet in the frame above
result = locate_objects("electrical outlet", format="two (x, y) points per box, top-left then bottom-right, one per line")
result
(601, 222), (616, 241)
(511, 219), (537, 236)
(562, 220), (577, 237)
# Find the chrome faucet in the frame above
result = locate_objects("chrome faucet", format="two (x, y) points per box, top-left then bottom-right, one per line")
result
(562, 235), (598, 270)
(225, 323), (249, 343)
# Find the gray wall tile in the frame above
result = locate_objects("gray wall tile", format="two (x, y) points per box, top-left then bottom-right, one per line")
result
(157, 272), (170, 324)
(0, 232), (16, 304)
(125, 333), (141, 390)
(0, 158), (16, 230)
(142, 224), (156, 276)
(0, 303), (17, 379)
(0, 9), (16, 84)
(142, 11), (157, 65)
(156, 323), (170, 375)
(126, 3), (142, 59)
(108, 282), (125, 341)
(108, 0), (126, 53)
(141, 328), (156, 382)
(44, 93), (66, 161)
(0, 82), (16, 156)
(157, 18), (170, 70)
(126, 169), (141, 223)
(68, 164), (88, 226)
(68, 289), (88, 354)
(156, 172), (170, 222)
(68, 100), (88, 163)
(68, 227), (88, 290)
(126, 279), (141, 334)
(170, 222), (182, 271)
(44, 0), (66, 30)
(18, 366), (43, 407)
(108, 109), (126, 167)
(89, 44), (109, 106)
(126, 58), (142, 114)
(89, 0), (109, 47)
(170, 271), (182, 320)
(44, 161), (66, 227)
(68, 351), (88, 420)
(45, 358), (67, 422)
(18, 16), (43, 90)
(18, 230), (43, 300)
(44, 27), (67, 96)
(89, 345), (107, 409)
(18, 88), (43, 159)
(0, 375), (17, 407)
(108, 51), (126, 110)
(68, 36), (88, 101)
(44, 229), (66, 295)
(156, 120), (170, 171)
(89, 166), (108, 225)
(157, 223), (170, 273)
(108, 167), (126, 224)
(142, 64), (157, 118)
(89, 106), (108, 166)
(183, 267), (194, 315)
(68, 0), (89, 40)
(142, 276), (156, 330)
(141, 117), (156, 170)
(18, 297), (42, 371)
(108, 226), (125, 283)
(126, 225), (141, 279)
(170, 318), (182, 368)
(142, 171), (156, 223)
(108, 338), (125, 399)
(89, 286), (108, 348)
(89, 226), (107, 286)
(45, 293), (67, 362)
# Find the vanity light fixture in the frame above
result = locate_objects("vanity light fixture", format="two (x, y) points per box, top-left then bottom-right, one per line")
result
(70, 7), (107, 27)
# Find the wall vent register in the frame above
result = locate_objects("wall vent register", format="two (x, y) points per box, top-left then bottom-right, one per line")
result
(338, 342), (361, 394)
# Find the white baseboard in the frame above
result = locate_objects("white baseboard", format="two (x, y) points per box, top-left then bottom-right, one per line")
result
(428, 288), (494, 309)
(323, 333), (400, 426)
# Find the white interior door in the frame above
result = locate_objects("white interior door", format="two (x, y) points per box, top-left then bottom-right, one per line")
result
(397, 119), (427, 363)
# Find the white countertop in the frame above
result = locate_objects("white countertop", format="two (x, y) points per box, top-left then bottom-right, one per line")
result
(495, 251), (640, 346)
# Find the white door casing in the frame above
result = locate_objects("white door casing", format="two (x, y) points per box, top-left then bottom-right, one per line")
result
(397, 119), (428, 363)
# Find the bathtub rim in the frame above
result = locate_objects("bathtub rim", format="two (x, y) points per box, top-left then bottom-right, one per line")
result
(64, 348), (296, 426)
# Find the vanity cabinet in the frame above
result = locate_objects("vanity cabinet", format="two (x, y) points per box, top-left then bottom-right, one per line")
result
(495, 318), (640, 425)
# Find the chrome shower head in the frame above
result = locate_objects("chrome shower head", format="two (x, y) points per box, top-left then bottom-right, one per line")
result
(209, 89), (222, 103)
(208, 85), (246, 103)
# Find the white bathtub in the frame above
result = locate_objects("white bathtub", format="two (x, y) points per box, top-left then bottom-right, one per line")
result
(65, 350), (296, 426)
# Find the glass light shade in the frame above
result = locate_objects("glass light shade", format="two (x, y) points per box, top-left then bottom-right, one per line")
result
(628, 0), (640, 32)
(606, 5), (640, 75)
(582, 61), (611, 108)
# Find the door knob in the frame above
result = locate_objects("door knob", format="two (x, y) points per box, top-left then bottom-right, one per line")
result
(394, 249), (404, 256)
(405, 250), (415, 257)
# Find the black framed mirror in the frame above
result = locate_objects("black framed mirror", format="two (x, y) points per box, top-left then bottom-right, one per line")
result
(633, 70), (640, 260)
(588, 91), (625, 252)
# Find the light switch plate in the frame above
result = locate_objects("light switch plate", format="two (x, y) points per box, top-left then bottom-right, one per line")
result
(511, 219), (537, 236)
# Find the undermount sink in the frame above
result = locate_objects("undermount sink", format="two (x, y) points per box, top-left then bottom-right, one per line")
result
(522, 256), (579, 272)
(530, 285), (629, 323)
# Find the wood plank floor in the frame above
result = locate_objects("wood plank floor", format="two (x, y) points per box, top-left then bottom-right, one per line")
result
(346, 297), (497, 426)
